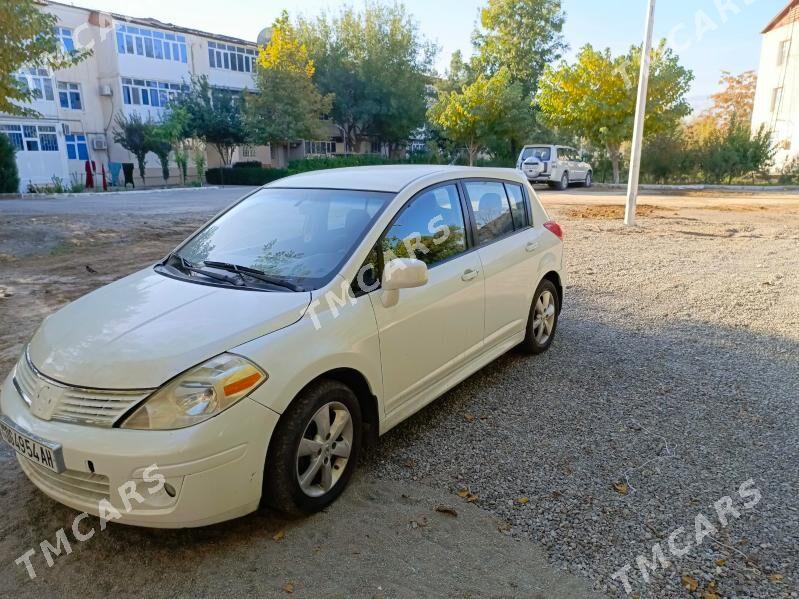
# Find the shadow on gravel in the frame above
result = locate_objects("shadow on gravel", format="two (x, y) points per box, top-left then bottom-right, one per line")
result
(365, 290), (799, 597)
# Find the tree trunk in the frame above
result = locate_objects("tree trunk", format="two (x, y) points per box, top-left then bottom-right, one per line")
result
(607, 143), (621, 184)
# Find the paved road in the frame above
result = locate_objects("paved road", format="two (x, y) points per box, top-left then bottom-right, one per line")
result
(0, 186), (256, 218)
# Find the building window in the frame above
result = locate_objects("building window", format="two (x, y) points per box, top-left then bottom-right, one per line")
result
(771, 87), (783, 112)
(56, 27), (76, 53)
(116, 24), (187, 64)
(208, 41), (255, 73)
(16, 68), (54, 102)
(241, 145), (256, 158)
(57, 82), (82, 110)
(121, 78), (185, 108)
(38, 126), (59, 151)
(305, 140), (336, 155)
(65, 134), (89, 160)
(778, 40), (791, 66)
(0, 124), (24, 151)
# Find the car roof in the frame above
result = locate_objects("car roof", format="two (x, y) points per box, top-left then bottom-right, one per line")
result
(266, 165), (523, 193)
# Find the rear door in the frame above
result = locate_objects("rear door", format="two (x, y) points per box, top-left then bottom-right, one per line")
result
(463, 180), (543, 348)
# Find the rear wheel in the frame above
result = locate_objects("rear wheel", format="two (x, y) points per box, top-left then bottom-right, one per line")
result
(520, 279), (560, 355)
(262, 380), (362, 516)
(557, 172), (569, 191)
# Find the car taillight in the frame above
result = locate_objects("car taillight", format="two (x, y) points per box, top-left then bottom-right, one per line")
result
(544, 221), (563, 239)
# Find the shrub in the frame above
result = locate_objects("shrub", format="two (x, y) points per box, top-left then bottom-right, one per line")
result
(233, 161), (263, 168)
(205, 166), (289, 185)
(0, 133), (21, 193)
(287, 155), (394, 173)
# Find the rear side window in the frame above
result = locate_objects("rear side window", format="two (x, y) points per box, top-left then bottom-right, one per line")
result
(465, 181), (514, 245)
(504, 183), (529, 228)
(382, 184), (467, 267)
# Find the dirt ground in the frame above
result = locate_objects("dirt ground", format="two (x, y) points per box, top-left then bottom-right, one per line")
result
(0, 188), (797, 597)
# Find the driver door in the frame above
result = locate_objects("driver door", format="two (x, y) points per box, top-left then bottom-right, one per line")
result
(368, 183), (484, 415)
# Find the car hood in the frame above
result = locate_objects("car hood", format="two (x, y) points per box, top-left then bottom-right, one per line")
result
(28, 268), (311, 389)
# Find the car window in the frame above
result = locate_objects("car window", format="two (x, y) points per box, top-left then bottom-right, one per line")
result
(177, 188), (393, 290)
(382, 184), (467, 267)
(465, 181), (514, 245)
(505, 183), (529, 228)
(521, 146), (551, 161)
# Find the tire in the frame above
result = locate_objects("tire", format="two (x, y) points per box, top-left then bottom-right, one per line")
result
(583, 171), (593, 188)
(519, 279), (560, 355)
(557, 172), (569, 191)
(262, 379), (362, 516)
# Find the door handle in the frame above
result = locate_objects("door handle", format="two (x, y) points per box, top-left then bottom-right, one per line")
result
(525, 241), (539, 252)
(461, 268), (479, 282)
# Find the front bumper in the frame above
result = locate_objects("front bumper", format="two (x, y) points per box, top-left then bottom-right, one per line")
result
(0, 371), (280, 528)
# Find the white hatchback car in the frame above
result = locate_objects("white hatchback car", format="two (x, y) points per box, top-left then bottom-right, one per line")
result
(1, 166), (564, 527)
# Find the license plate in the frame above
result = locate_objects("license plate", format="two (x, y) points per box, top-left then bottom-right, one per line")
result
(0, 416), (65, 473)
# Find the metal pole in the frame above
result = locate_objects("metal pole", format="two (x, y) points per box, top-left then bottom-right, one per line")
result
(624, 0), (657, 226)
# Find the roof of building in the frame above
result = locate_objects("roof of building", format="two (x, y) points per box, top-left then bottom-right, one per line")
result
(267, 165), (523, 193)
(43, 0), (257, 47)
(762, 0), (799, 34)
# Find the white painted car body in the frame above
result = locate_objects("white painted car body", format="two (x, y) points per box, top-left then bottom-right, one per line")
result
(0, 165), (564, 527)
(516, 145), (593, 187)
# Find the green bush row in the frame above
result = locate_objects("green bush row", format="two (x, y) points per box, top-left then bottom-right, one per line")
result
(205, 167), (290, 185)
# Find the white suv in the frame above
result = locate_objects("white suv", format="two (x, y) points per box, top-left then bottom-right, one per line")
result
(517, 145), (593, 190)
(1, 166), (564, 527)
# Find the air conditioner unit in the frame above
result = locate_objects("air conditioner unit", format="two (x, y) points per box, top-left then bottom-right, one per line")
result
(99, 85), (113, 97)
(92, 136), (108, 150)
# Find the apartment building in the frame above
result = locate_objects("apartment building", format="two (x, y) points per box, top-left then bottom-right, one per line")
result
(3, 1), (276, 191)
(752, 0), (799, 170)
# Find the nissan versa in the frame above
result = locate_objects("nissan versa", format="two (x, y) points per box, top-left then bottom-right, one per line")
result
(0, 166), (564, 527)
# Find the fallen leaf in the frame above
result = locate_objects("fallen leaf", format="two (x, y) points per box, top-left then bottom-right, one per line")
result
(457, 489), (469, 498)
(715, 559), (726, 567)
(682, 575), (699, 592)
(497, 521), (512, 533)
(515, 497), (530, 505)
(272, 530), (285, 542)
(769, 574), (784, 583)
(434, 504), (458, 517)
(702, 580), (718, 599)
(613, 481), (629, 496)
(457, 488), (479, 502)
(464, 413), (476, 423)
(282, 582), (294, 593)
(403, 459), (415, 469)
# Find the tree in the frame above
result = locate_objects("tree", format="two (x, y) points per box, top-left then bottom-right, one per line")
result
(246, 13), (332, 147)
(538, 41), (694, 183)
(700, 120), (773, 184)
(705, 70), (757, 129)
(0, 0), (90, 115)
(472, 0), (566, 99)
(168, 76), (249, 165)
(147, 126), (172, 184)
(0, 133), (21, 193)
(112, 113), (152, 185)
(428, 67), (526, 165)
(296, 3), (436, 152)
(159, 106), (191, 184)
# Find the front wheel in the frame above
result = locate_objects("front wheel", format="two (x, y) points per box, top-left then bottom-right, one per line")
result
(520, 279), (560, 355)
(583, 172), (593, 188)
(262, 380), (362, 516)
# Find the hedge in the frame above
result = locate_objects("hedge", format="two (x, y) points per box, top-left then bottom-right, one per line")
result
(205, 167), (289, 185)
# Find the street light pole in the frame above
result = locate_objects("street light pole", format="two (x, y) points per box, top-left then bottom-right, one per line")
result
(624, 0), (657, 226)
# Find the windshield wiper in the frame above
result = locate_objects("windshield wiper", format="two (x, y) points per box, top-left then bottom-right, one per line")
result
(163, 253), (245, 286)
(202, 260), (302, 292)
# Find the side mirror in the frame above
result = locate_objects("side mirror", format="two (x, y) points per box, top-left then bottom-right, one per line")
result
(381, 258), (428, 307)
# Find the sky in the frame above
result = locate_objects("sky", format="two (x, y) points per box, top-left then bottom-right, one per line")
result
(60, 0), (789, 110)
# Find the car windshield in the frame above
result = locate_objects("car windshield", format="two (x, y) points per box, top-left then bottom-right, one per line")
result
(521, 147), (551, 161)
(174, 188), (394, 291)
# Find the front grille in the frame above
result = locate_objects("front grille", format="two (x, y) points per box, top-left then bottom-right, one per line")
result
(13, 351), (153, 427)
(20, 458), (110, 504)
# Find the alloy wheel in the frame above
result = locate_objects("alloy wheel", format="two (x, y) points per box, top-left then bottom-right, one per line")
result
(295, 401), (354, 497)
(532, 290), (556, 345)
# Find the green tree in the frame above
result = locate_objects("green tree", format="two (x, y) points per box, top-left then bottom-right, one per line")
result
(296, 3), (436, 152)
(0, 133), (21, 193)
(160, 106), (191, 184)
(700, 120), (773, 184)
(0, 0), (91, 115)
(538, 41), (694, 183)
(147, 126), (172, 184)
(169, 75), (249, 165)
(246, 14), (332, 148)
(112, 113), (153, 185)
(428, 67), (526, 165)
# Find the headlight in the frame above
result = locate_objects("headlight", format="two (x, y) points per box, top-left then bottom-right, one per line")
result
(120, 354), (267, 430)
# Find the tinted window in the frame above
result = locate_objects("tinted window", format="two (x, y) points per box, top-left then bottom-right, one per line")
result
(177, 188), (393, 290)
(382, 184), (467, 267)
(465, 181), (514, 244)
(505, 184), (529, 228)
(521, 146), (551, 161)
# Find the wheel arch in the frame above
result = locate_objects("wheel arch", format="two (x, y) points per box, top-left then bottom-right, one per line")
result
(541, 270), (564, 313)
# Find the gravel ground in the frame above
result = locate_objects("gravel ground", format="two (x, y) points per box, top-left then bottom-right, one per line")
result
(1, 188), (798, 598)
(368, 196), (799, 597)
